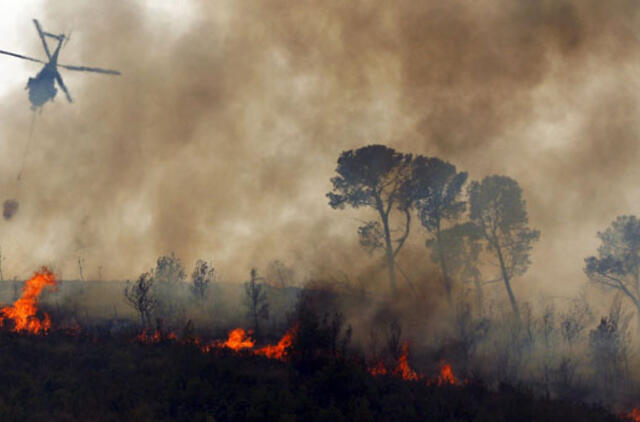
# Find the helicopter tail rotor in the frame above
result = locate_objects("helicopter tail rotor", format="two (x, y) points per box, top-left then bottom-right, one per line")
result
(63, 31), (72, 47)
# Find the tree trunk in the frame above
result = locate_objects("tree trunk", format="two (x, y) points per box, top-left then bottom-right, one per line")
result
(633, 274), (640, 335)
(495, 243), (520, 321)
(473, 271), (484, 314)
(381, 214), (397, 295)
(385, 244), (397, 296)
(436, 230), (453, 305)
(254, 312), (259, 336)
(141, 310), (150, 328)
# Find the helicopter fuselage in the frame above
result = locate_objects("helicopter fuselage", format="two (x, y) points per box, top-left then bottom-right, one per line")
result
(26, 63), (58, 109)
(25, 35), (63, 110)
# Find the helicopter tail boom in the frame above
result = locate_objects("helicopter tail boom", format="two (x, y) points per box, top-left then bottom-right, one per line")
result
(54, 71), (73, 103)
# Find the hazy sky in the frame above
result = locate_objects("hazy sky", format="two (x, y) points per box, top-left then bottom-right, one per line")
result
(0, 1), (639, 305)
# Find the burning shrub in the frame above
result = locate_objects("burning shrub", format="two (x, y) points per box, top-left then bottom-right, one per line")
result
(0, 268), (56, 334)
(217, 328), (255, 351)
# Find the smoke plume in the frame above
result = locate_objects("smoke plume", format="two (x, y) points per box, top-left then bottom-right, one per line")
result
(0, 0), (638, 299)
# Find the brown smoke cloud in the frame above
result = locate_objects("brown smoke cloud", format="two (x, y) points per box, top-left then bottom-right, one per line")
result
(0, 0), (638, 300)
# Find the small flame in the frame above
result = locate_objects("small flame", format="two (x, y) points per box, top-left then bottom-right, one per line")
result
(255, 325), (297, 360)
(435, 362), (457, 386)
(368, 360), (388, 376)
(0, 269), (56, 334)
(136, 329), (177, 344)
(136, 329), (161, 344)
(367, 344), (461, 386)
(394, 342), (419, 381)
(627, 409), (640, 421)
(219, 328), (255, 351)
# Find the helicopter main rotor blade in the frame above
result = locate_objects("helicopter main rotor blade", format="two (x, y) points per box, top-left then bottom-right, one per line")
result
(54, 71), (73, 103)
(58, 64), (121, 75)
(33, 19), (52, 59)
(0, 49), (45, 64)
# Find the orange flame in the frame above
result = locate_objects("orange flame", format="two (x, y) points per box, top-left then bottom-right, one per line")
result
(627, 409), (640, 421)
(435, 362), (457, 386)
(219, 328), (255, 351)
(136, 329), (177, 344)
(368, 360), (388, 376)
(368, 342), (420, 380)
(0, 269), (56, 334)
(394, 342), (419, 381)
(367, 344), (461, 386)
(255, 325), (297, 360)
(136, 329), (162, 344)
(139, 324), (296, 361)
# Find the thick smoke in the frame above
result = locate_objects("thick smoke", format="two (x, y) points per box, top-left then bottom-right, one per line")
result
(0, 0), (638, 299)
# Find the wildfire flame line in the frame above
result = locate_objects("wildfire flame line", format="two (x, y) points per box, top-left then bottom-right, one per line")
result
(0, 269), (56, 334)
(0, 272), (454, 389)
(6, 269), (640, 416)
(254, 325), (297, 360)
(368, 341), (461, 386)
(209, 326), (297, 360)
(135, 325), (297, 361)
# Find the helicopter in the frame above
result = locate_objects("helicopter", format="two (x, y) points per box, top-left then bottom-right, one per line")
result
(0, 19), (121, 110)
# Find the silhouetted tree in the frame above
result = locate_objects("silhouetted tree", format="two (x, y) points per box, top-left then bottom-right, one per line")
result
(153, 252), (186, 320)
(191, 259), (215, 300)
(124, 271), (157, 327)
(327, 145), (413, 294)
(468, 176), (540, 319)
(154, 252), (186, 284)
(435, 223), (484, 310)
(244, 268), (269, 337)
(585, 215), (640, 329)
(412, 156), (467, 304)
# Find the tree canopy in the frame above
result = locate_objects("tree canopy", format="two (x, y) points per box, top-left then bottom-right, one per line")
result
(585, 215), (640, 322)
(327, 145), (414, 294)
(412, 156), (468, 303)
(468, 176), (540, 318)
